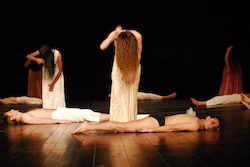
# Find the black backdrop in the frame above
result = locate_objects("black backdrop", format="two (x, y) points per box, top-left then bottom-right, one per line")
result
(1, 1), (250, 102)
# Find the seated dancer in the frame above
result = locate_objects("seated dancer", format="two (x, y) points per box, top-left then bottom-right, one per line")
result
(3, 108), (149, 125)
(191, 93), (250, 106)
(0, 96), (42, 105)
(72, 113), (220, 134)
(108, 91), (177, 101)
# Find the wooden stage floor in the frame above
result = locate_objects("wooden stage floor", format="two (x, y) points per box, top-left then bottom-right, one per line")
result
(0, 99), (250, 167)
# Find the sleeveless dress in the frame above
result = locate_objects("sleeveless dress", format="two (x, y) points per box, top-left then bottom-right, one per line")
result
(219, 65), (243, 96)
(42, 50), (65, 109)
(109, 55), (141, 122)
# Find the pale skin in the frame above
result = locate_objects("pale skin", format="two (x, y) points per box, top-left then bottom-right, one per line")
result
(241, 94), (250, 109)
(0, 97), (26, 105)
(4, 109), (110, 124)
(26, 49), (63, 91)
(72, 114), (220, 134)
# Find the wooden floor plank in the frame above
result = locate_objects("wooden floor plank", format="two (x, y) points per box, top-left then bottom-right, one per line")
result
(1, 100), (250, 166)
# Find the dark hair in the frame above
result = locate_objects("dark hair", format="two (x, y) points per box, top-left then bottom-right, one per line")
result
(39, 44), (55, 78)
(3, 112), (19, 125)
(210, 115), (220, 131)
(30, 60), (43, 71)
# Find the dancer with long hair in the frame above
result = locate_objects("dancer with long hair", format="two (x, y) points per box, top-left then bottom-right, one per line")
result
(100, 25), (142, 122)
(26, 44), (65, 109)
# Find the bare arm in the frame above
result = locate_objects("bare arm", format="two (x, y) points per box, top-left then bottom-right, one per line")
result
(100, 25), (123, 50)
(26, 50), (45, 65)
(21, 113), (71, 124)
(137, 122), (200, 132)
(130, 30), (142, 61)
(49, 52), (63, 91)
(225, 46), (233, 72)
(24, 59), (31, 68)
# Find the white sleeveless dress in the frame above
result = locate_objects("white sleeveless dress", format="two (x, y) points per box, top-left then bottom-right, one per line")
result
(109, 55), (141, 122)
(42, 50), (65, 109)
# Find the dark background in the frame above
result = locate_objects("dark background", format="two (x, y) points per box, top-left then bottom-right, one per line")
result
(1, 1), (250, 102)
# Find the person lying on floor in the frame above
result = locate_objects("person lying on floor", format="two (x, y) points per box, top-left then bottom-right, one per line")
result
(108, 91), (177, 101)
(3, 108), (149, 125)
(241, 94), (250, 109)
(0, 96), (42, 105)
(190, 93), (250, 106)
(72, 113), (220, 134)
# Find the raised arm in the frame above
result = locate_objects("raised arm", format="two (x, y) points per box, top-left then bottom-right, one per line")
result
(21, 113), (71, 124)
(130, 30), (142, 61)
(225, 46), (234, 72)
(24, 59), (31, 68)
(100, 25), (124, 50)
(26, 50), (45, 65)
(49, 51), (63, 91)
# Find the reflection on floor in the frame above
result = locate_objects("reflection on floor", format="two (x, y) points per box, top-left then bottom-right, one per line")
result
(0, 99), (250, 166)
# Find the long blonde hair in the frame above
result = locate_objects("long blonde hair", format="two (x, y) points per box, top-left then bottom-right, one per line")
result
(116, 31), (139, 83)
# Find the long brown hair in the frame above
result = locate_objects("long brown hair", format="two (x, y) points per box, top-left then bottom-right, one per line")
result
(116, 31), (139, 83)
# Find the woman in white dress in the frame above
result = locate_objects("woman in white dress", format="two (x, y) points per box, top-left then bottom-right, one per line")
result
(100, 25), (142, 122)
(26, 44), (65, 109)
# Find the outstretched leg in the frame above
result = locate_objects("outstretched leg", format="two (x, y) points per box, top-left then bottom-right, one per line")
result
(71, 117), (159, 134)
(190, 98), (207, 106)
(162, 92), (177, 99)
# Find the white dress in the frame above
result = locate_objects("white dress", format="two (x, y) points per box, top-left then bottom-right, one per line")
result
(109, 55), (141, 122)
(42, 50), (65, 109)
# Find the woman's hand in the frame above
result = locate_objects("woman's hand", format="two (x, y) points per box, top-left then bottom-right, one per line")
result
(48, 83), (55, 91)
(115, 25), (123, 34)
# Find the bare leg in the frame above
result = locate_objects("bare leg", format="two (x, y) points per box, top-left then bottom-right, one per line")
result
(162, 92), (177, 99)
(71, 117), (159, 134)
(241, 94), (250, 109)
(190, 98), (207, 106)
(0, 97), (22, 105)
(72, 121), (121, 134)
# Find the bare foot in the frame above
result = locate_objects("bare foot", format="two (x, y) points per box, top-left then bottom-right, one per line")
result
(190, 98), (206, 106)
(72, 121), (90, 134)
(169, 92), (177, 99)
(241, 94), (250, 109)
(162, 92), (177, 99)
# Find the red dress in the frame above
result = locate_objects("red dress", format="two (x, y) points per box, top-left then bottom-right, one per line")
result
(27, 61), (42, 98)
(219, 66), (243, 96)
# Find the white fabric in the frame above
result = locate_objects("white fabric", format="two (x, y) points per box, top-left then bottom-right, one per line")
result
(206, 94), (241, 105)
(186, 107), (196, 116)
(42, 50), (65, 109)
(136, 114), (150, 120)
(52, 108), (101, 122)
(17, 96), (42, 104)
(137, 92), (163, 100)
(109, 56), (141, 122)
